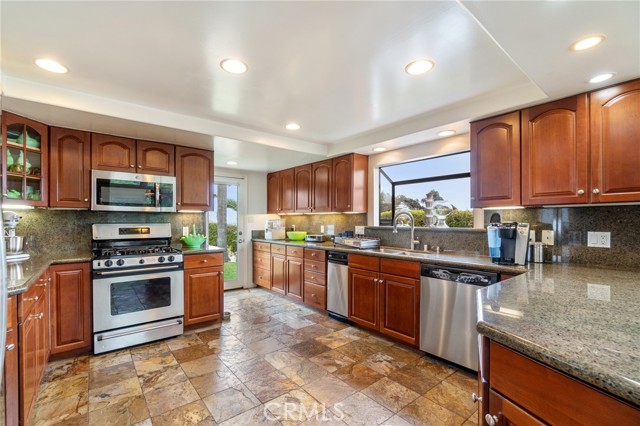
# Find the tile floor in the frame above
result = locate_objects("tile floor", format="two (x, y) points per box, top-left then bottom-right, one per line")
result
(32, 288), (479, 426)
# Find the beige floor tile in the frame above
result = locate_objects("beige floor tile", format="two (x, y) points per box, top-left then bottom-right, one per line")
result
(44, 356), (89, 382)
(315, 332), (358, 349)
(227, 356), (277, 382)
(87, 394), (149, 426)
(444, 370), (478, 394)
(387, 364), (441, 395)
(133, 351), (178, 375)
(334, 341), (380, 363)
(413, 357), (457, 381)
(130, 342), (171, 361)
(265, 389), (322, 425)
(310, 350), (356, 373)
(37, 373), (88, 405)
(290, 339), (331, 358)
(89, 349), (132, 371)
(89, 361), (137, 390)
(181, 354), (227, 378)
(247, 336), (288, 355)
(202, 383), (261, 423)
(190, 365), (243, 398)
(361, 377), (420, 413)
(380, 415), (413, 426)
(151, 400), (215, 426)
(144, 379), (201, 417)
(217, 405), (282, 426)
(303, 375), (355, 407)
(171, 343), (220, 363)
(336, 392), (394, 426)
(333, 363), (384, 391)
(138, 364), (188, 393)
(244, 369), (299, 403)
(281, 359), (329, 386)
(299, 408), (349, 426)
(166, 332), (203, 351)
(424, 381), (477, 419)
(88, 377), (142, 412)
(264, 348), (305, 370)
(31, 391), (88, 426)
(398, 396), (465, 426)
(362, 352), (406, 376)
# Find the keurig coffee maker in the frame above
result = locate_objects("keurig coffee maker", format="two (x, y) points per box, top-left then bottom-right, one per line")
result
(487, 222), (530, 266)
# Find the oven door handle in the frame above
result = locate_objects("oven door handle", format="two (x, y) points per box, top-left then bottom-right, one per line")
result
(97, 319), (183, 341)
(94, 264), (182, 276)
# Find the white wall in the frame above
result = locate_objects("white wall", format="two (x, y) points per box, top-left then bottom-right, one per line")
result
(366, 133), (471, 226)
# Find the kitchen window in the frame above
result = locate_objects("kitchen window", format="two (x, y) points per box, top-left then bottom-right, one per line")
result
(379, 151), (472, 227)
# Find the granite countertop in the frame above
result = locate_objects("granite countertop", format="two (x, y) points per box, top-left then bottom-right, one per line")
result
(176, 245), (226, 255)
(477, 263), (640, 407)
(7, 250), (93, 296)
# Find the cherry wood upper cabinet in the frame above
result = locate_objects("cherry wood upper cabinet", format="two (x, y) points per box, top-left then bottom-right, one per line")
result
(267, 172), (281, 214)
(49, 127), (91, 208)
(294, 165), (312, 213)
(175, 146), (214, 211)
(590, 79), (640, 203)
(279, 168), (295, 213)
(332, 153), (368, 213)
(312, 159), (332, 212)
(470, 111), (521, 208)
(521, 95), (589, 205)
(91, 133), (137, 172)
(136, 140), (175, 176)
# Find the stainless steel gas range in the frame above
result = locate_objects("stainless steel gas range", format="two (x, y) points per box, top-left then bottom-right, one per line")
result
(91, 223), (184, 354)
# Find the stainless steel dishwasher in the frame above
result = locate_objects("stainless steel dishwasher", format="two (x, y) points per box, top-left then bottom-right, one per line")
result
(420, 264), (498, 371)
(327, 251), (350, 323)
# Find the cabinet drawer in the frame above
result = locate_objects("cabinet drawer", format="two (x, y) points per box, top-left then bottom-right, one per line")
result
(286, 245), (305, 258)
(253, 241), (271, 253)
(185, 253), (223, 269)
(254, 267), (271, 288)
(254, 251), (271, 270)
(380, 258), (420, 279)
(18, 276), (47, 322)
(304, 270), (326, 286)
(304, 248), (326, 261)
(348, 254), (379, 272)
(490, 341), (640, 426)
(304, 259), (326, 274)
(271, 244), (286, 255)
(304, 282), (326, 310)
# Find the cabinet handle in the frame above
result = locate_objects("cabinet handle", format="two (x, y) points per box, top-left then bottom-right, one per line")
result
(471, 393), (482, 403)
(5, 344), (15, 351)
(577, 189), (585, 195)
(25, 295), (39, 302)
(29, 313), (44, 321)
(592, 188), (600, 194)
(485, 414), (499, 426)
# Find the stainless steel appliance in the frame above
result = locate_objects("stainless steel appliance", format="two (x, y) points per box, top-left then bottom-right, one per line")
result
(304, 234), (325, 243)
(326, 251), (350, 323)
(420, 263), (498, 371)
(91, 170), (176, 212)
(488, 222), (530, 266)
(333, 236), (380, 249)
(92, 223), (184, 354)
(3, 211), (29, 261)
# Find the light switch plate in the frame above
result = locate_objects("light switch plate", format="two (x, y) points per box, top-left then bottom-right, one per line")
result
(542, 230), (554, 246)
(327, 224), (335, 235)
(587, 232), (611, 248)
(182, 226), (190, 236)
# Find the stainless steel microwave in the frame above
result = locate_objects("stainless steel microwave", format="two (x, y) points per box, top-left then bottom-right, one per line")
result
(91, 170), (176, 212)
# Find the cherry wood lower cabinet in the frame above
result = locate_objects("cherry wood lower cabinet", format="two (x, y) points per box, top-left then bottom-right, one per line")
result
(302, 248), (326, 309)
(5, 296), (19, 426)
(479, 338), (640, 426)
(19, 272), (51, 426)
(253, 242), (271, 289)
(49, 263), (92, 355)
(184, 253), (224, 326)
(348, 255), (420, 346)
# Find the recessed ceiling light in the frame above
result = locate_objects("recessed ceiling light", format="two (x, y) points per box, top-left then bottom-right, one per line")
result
(285, 123), (301, 130)
(373, 147), (387, 152)
(570, 35), (606, 51)
(35, 58), (68, 74)
(589, 73), (614, 83)
(437, 130), (456, 137)
(226, 161), (238, 166)
(405, 59), (434, 76)
(220, 58), (247, 74)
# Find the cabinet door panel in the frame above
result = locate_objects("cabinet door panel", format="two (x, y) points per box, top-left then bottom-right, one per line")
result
(184, 267), (222, 326)
(488, 390), (547, 426)
(50, 263), (92, 354)
(271, 255), (286, 294)
(5, 297), (19, 426)
(522, 95), (589, 205)
(91, 133), (136, 172)
(136, 140), (175, 176)
(279, 168), (295, 213)
(470, 112), (521, 208)
(312, 160), (332, 212)
(590, 79), (640, 203)
(294, 164), (312, 213)
(19, 312), (37, 426)
(286, 257), (304, 301)
(267, 172), (281, 214)
(348, 268), (379, 330)
(49, 127), (91, 208)
(332, 155), (353, 212)
(379, 274), (419, 346)
(176, 146), (213, 211)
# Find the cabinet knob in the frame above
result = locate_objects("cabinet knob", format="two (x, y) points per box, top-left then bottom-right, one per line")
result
(220, 272), (224, 276)
(471, 196), (476, 201)
(312, 293), (316, 298)
(130, 164), (135, 168)
(202, 259), (208, 263)
(177, 203), (181, 206)
(5, 344), (15, 351)
(577, 189), (585, 195)
(592, 188), (600, 194)
(84, 198), (89, 202)
(471, 393), (482, 403)
(373, 278), (378, 283)
(311, 253), (316, 257)
(485, 414), (499, 426)
(138, 165), (142, 168)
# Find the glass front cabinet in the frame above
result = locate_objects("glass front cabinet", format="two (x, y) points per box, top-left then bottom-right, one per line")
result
(2, 112), (48, 206)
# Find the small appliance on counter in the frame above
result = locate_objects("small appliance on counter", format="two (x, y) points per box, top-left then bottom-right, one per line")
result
(304, 234), (325, 243)
(3, 211), (30, 261)
(265, 219), (286, 240)
(334, 236), (380, 249)
(487, 222), (530, 266)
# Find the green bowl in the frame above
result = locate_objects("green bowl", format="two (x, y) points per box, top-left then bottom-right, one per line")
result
(286, 231), (307, 241)
(181, 234), (206, 247)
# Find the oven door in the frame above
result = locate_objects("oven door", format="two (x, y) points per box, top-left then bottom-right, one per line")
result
(93, 268), (184, 333)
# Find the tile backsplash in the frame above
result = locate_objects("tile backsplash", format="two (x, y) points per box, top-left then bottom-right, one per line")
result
(279, 214), (367, 235)
(7, 209), (206, 255)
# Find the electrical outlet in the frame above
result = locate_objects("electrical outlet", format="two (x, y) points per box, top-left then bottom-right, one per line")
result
(182, 226), (189, 236)
(529, 230), (536, 243)
(355, 226), (365, 236)
(326, 224), (335, 235)
(541, 230), (554, 246)
(587, 232), (611, 248)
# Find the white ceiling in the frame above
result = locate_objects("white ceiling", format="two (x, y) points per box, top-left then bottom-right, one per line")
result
(1, 1), (638, 172)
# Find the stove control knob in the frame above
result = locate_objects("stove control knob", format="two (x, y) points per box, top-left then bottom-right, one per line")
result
(104, 260), (113, 267)
(158, 256), (165, 263)
(168, 255), (175, 262)
(116, 259), (125, 266)
(139, 259), (145, 265)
